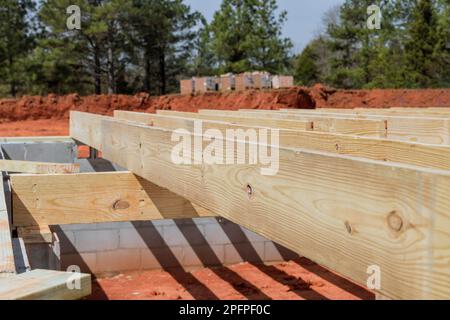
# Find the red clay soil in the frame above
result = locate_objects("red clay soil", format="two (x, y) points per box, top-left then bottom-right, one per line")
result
(0, 85), (449, 136)
(87, 260), (374, 300)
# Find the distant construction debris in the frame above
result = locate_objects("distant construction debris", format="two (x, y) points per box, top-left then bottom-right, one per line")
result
(180, 72), (293, 95)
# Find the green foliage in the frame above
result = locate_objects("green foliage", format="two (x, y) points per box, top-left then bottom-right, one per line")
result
(295, 0), (449, 89)
(209, 0), (292, 74)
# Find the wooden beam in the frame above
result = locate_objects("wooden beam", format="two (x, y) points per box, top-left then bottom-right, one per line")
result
(0, 160), (80, 174)
(199, 109), (387, 137)
(0, 269), (91, 300)
(11, 171), (214, 228)
(156, 110), (314, 131)
(283, 108), (450, 117)
(71, 111), (450, 300)
(114, 111), (450, 171)
(0, 173), (15, 277)
(277, 110), (450, 145)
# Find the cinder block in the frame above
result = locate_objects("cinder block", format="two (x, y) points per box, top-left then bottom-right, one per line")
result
(192, 217), (220, 226)
(224, 242), (264, 265)
(162, 225), (189, 247)
(96, 249), (141, 272)
(175, 225), (207, 246)
(264, 242), (284, 262)
(96, 221), (134, 230)
(182, 245), (225, 267)
(60, 252), (97, 273)
(203, 224), (231, 245)
(119, 227), (164, 249)
(56, 231), (77, 254)
(141, 247), (184, 269)
(57, 223), (98, 232)
(242, 228), (268, 243)
(74, 229), (119, 252)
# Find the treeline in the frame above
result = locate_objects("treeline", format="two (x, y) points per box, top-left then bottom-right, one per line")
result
(0, 0), (449, 98)
(295, 0), (450, 89)
(0, 0), (292, 97)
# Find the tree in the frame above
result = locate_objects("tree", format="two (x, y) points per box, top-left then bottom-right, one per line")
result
(0, 0), (35, 97)
(210, 0), (292, 73)
(128, 0), (201, 95)
(294, 44), (320, 86)
(405, 0), (440, 87)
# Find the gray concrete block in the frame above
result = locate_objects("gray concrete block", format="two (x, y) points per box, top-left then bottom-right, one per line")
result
(141, 247), (183, 269)
(203, 224), (231, 245)
(119, 227), (164, 249)
(242, 228), (268, 243)
(264, 242), (284, 262)
(183, 245), (225, 267)
(60, 252), (97, 273)
(162, 225), (189, 247)
(224, 242), (264, 265)
(96, 249), (141, 273)
(74, 229), (119, 252)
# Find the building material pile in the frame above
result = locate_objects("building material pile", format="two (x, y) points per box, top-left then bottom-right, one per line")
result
(180, 72), (293, 94)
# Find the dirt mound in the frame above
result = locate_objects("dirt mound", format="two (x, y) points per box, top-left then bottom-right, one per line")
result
(0, 86), (449, 124)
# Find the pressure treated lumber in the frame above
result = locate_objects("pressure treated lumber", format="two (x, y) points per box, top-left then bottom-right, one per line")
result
(198, 109), (387, 137)
(70, 111), (450, 300)
(156, 110), (314, 131)
(0, 174), (15, 277)
(115, 110), (450, 171)
(282, 108), (450, 117)
(11, 171), (214, 228)
(0, 160), (80, 174)
(0, 269), (91, 300)
(277, 110), (450, 145)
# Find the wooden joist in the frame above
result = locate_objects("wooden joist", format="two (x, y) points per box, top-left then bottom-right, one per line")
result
(114, 110), (450, 171)
(70, 111), (450, 300)
(0, 269), (91, 300)
(276, 109), (450, 145)
(0, 173), (15, 278)
(0, 160), (80, 174)
(11, 171), (214, 228)
(157, 110), (313, 131)
(198, 109), (387, 137)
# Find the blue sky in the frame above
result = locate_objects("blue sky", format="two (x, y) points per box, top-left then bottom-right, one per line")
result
(184, 0), (344, 53)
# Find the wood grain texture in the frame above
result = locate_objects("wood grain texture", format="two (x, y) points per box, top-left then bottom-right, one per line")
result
(0, 269), (91, 300)
(11, 171), (214, 228)
(156, 110), (314, 131)
(199, 109), (387, 137)
(0, 160), (80, 174)
(115, 110), (450, 171)
(0, 174), (15, 277)
(71, 111), (450, 300)
(279, 110), (450, 145)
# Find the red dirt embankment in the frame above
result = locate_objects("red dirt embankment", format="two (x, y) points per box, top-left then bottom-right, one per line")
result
(0, 85), (449, 136)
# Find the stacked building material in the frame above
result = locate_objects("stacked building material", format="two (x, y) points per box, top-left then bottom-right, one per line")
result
(180, 79), (194, 95)
(272, 75), (294, 89)
(235, 72), (254, 91)
(219, 73), (235, 92)
(252, 71), (272, 89)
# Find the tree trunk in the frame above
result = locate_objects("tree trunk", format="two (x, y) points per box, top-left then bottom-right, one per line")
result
(158, 48), (166, 95)
(94, 44), (101, 94)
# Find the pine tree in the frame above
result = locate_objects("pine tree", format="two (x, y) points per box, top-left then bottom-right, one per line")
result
(0, 0), (35, 97)
(210, 0), (292, 73)
(294, 44), (320, 86)
(405, 0), (440, 87)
